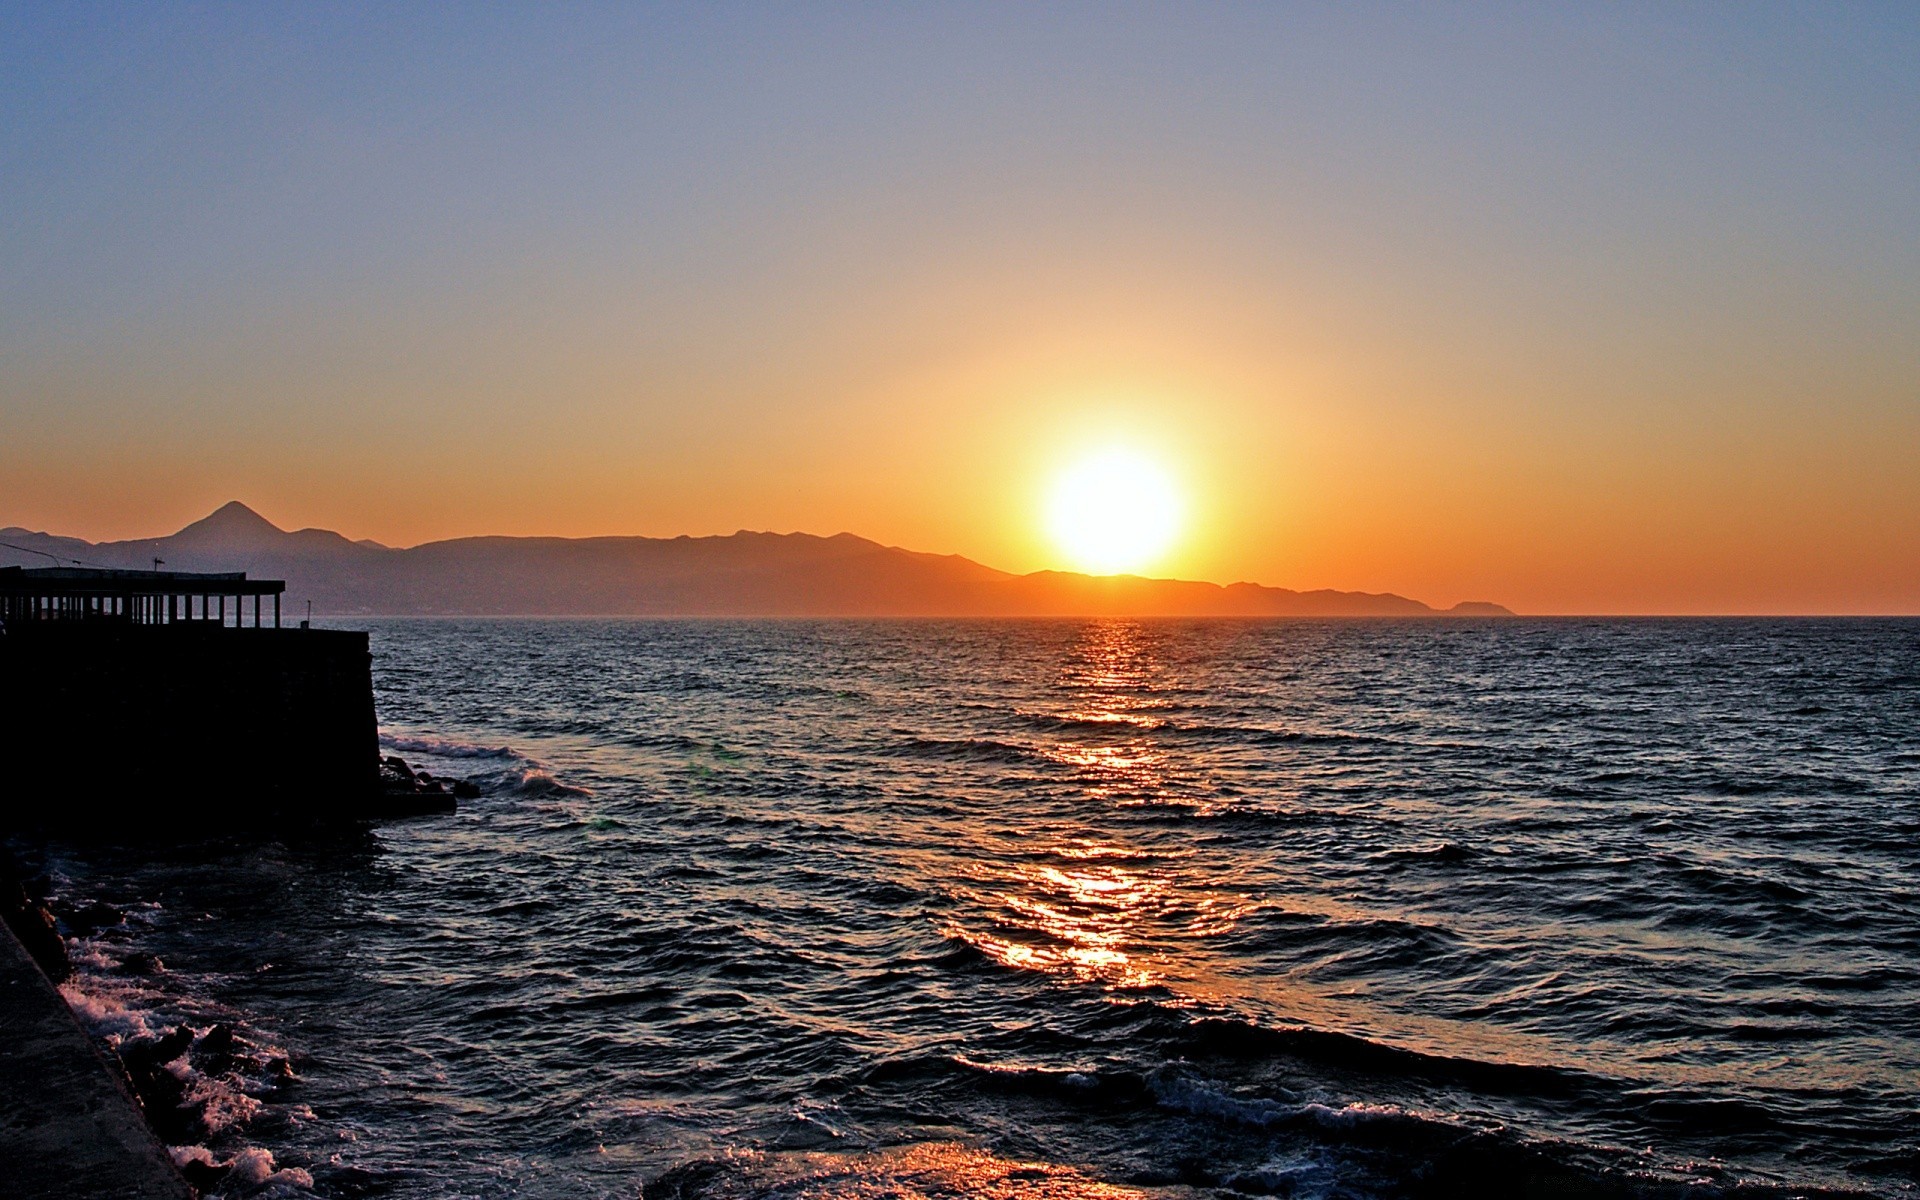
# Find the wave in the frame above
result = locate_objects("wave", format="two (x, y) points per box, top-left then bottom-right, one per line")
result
(886, 734), (1043, 766)
(1012, 708), (1393, 750)
(170, 1145), (314, 1194)
(495, 766), (592, 798)
(378, 732), (592, 798)
(56, 915), (320, 1197)
(379, 733), (522, 760)
(839, 1048), (1852, 1200)
(644, 1142), (1182, 1200)
(1372, 841), (1476, 866)
(1172, 1014), (1586, 1098)
(843, 1026), (1885, 1199)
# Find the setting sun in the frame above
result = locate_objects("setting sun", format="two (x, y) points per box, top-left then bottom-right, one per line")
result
(1044, 447), (1183, 575)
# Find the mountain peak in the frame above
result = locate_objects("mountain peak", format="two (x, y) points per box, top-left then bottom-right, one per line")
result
(172, 501), (286, 542)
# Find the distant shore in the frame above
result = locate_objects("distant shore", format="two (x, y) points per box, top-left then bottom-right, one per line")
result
(2, 501), (1513, 620)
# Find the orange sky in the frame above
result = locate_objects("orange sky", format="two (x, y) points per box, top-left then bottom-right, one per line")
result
(4, 7), (1917, 614)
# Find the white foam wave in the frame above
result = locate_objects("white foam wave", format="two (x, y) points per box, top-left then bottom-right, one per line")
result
(187, 1068), (267, 1135)
(65, 938), (121, 972)
(380, 733), (521, 760)
(59, 980), (159, 1043)
(176, 1145), (315, 1195)
(502, 766), (592, 798)
(227, 1146), (315, 1190)
(1220, 1153), (1341, 1200)
(1148, 1070), (1295, 1128)
(1295, 1099), (1448, 1129)
(58, 925), (319, 1196)
(1148, 1068), (1449, 1139)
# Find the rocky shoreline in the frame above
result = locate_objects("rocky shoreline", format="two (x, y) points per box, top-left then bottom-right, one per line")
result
(374, 753), (477, 814)
(0, 752), (474, 1198)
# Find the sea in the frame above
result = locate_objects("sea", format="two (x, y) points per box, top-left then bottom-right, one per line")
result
(25, 618), (1920, 1198)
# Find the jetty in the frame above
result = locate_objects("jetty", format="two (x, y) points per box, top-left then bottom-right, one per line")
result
(0, 566), (384, 826)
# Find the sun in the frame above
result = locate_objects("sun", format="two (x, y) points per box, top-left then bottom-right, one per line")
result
(1044, 447), (1184, 575)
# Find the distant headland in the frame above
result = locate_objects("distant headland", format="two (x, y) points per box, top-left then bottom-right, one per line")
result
(0, 502), (1512, 618)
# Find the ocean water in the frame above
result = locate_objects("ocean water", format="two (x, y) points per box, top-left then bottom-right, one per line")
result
(30, 618), (1920, 1198)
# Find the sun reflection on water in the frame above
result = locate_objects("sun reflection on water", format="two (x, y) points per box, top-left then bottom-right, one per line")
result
(951, 621), (1242, 992)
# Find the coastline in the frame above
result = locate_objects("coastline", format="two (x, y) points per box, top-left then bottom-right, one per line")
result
(0, 913), (193, 1199)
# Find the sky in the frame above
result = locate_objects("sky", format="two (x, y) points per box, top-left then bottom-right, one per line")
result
(2, 3), (1916, 614)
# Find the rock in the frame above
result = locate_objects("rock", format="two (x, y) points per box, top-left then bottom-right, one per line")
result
(194, 1022), (247, 1074)
(123, 1025), (193, 1071)
(117, 950), (166, 976)
(61, 899), (125, 936)
(2, 881), (71, 983)
(119, 1029), (198, 1141)
(197, 1022), (236, 1057)
(451, 779), (481, 800)
(177, 1156), (229, 1193)
(368, 753), (467, 818)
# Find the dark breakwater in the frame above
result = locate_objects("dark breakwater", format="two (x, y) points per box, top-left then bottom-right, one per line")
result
(24, 618), (1920, 1198)
(0, 623), (381, 826)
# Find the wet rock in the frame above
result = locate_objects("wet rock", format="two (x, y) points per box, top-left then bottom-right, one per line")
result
(253, 1055), (297, 1096)
(372, 753), (461, 817)
(117, 950), (166, 976)
(119, 1029), (197, 1142)
(197, 1022), (236, 1056)
(123, 1025), (193, 1071)
(176, 1156), (229, 1193)
(1, 880), (71, 983)
(195, 1022), (241, 1074)
(61, 899), (125, 936)
(451, 779), (481, 800)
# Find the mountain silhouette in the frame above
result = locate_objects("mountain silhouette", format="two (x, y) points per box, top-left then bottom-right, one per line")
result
(0, 502), (1513, 617)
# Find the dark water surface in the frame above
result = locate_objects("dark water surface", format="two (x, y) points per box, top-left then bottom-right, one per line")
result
(35, 619), (1920, 1197)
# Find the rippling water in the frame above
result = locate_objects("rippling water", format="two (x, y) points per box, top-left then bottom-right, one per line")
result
(30, 619), (1920, 1198)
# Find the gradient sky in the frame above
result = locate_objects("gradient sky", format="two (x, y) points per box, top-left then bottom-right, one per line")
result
(3, 3), (1916, 613)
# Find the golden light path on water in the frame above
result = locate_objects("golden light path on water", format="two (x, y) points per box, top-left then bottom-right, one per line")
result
(672, 1142), (1193, 1199)
(939, 619), (1605, 1077)
(949, 621), (1243, 994)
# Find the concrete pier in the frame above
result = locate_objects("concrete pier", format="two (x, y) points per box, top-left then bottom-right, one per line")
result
(0, 622), (381, 827)
(0, 923), (193, 1199)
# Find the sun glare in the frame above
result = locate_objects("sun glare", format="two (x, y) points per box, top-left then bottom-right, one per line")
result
(1045, 447), (1183, 575)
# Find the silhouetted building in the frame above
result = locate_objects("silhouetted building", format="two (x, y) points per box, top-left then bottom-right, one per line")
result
(0, 568), (382, 827)
(0, 566), (286, 629)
